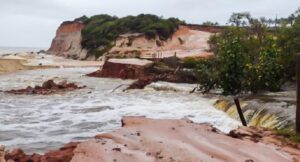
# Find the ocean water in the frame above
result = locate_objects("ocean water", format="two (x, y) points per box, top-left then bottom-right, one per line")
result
(0, 67), (241, 154)
(0, 46), (46, 55)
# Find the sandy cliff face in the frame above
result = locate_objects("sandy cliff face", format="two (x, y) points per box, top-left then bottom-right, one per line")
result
(48, 23), (214, 60)
(109, 26), (213, 59)
(48, 21), (89, 60)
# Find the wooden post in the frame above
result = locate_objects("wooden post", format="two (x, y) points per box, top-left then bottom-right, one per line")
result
(234, 97), (247, 126)
(296, 54), (300, 132)
(0, 145), (5, 162)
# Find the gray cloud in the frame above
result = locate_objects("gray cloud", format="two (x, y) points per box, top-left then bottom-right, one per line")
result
(0, 0), (299, 48)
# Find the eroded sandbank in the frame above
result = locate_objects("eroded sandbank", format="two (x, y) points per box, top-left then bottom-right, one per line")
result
(2, 117), (299, 162)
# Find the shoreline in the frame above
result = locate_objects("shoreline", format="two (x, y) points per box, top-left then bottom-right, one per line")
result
(0, 58), (58, 74)
(0, 52), (102, 74)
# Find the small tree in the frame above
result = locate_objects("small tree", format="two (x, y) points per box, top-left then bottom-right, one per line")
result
(229, 12), (251, 27)
(195, 13), (286, 95)
(195, 58), (219, 93)
(278, 16), (300, 78)
(217, 29), (247, 95)
(244, 36), (285, 92)
(202, 21), (219, 26)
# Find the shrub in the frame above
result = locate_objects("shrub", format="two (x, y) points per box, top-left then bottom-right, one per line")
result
(74, 15), (89, 23)
(183, 57), (199, 69)
(277, 16), (300, 79)
(195, 58), (219, 93)
(244, 36), (285, 92)
(195, 14), (286, 95)
(275, 129), (300, 143)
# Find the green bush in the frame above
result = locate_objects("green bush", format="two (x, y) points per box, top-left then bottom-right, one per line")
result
(195, 14), (286, 95)
(244, 36), (285, 92)
(275, 129), (300, 143)
(195, 58), (219, 93)
(217, 28), (247, 95)
(74, 15), (89, 22)
(182, 57), (199, 69)
(277, 16), (300, 79)
(79, 14), (184, 58)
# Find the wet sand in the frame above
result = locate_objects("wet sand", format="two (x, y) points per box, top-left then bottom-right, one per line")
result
(0, 59), (47, 74)
(0, 52), (102, 74)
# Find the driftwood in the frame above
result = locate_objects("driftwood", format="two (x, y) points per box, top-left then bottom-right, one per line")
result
(189, 87), (198, 94)
(111, 84), (130, 93)
(174, 66), (181, 74)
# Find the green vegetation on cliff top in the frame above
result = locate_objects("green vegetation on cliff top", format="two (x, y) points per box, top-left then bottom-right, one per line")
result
(75, 14), (184, 57)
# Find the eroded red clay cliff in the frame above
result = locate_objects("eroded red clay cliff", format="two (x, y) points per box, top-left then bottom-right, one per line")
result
(87, 59), (150, 79)
(48, 22), (215, 60)
(48, 21), (89, 60)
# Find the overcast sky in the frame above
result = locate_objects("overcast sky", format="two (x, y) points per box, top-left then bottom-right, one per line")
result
(0, 0), (299, 48)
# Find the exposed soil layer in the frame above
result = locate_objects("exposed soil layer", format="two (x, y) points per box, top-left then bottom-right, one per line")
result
(72, 117), (300, 162)
(87, 60), (148, 79)
(3, 80), (86, 95)
(87, 57), (198, 89)
(2, 117), (300, 162)
(48, 21), (89, 60)
(229, 126), (300, 159)
(109, 26), (214, 59)
(3, 142), (79, 162)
